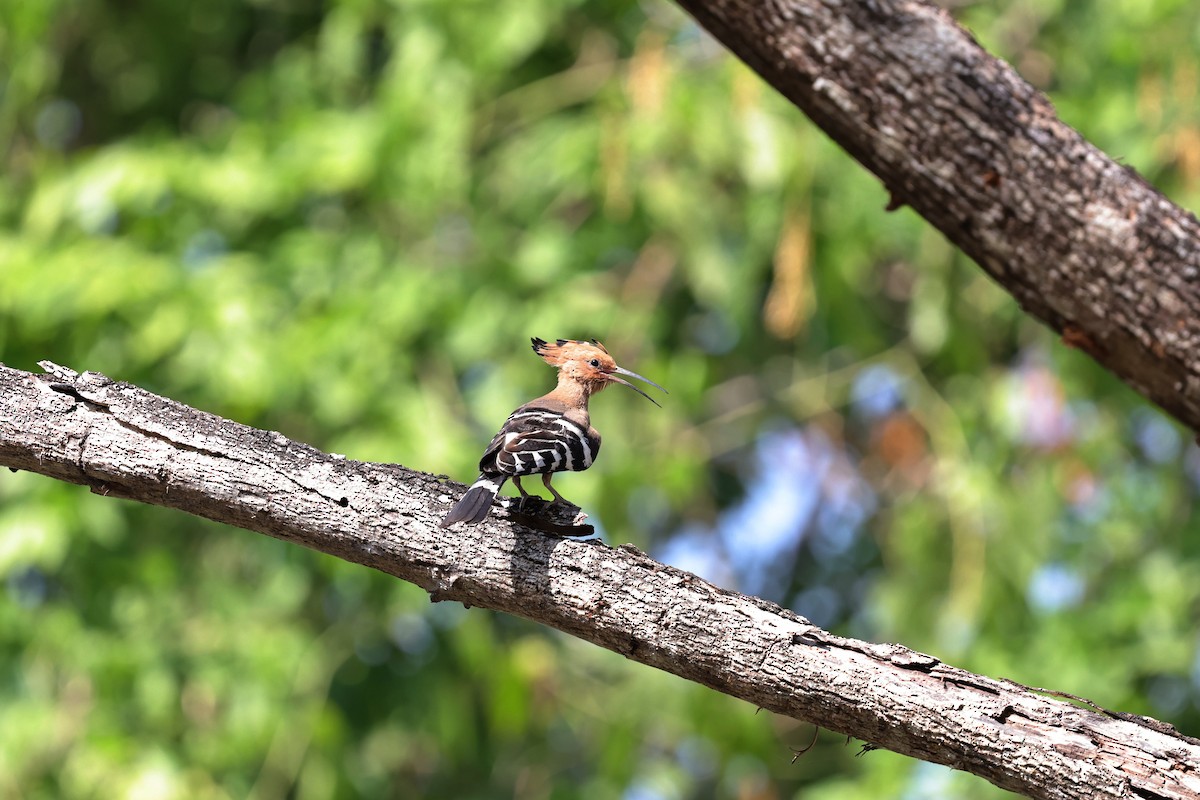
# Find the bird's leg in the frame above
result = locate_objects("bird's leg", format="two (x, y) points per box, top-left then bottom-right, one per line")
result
(513, 476), (532, 511)
(542, 473), (573, 507)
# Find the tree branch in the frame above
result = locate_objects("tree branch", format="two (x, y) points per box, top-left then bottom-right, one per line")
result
(2, 362), (1198, 799)
(670, 0), (1200, 431)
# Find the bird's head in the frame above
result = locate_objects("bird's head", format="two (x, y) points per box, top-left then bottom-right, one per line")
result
(531, 337), (667, 405)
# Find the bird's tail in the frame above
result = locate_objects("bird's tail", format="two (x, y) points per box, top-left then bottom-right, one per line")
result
(440, 474), (506, 527)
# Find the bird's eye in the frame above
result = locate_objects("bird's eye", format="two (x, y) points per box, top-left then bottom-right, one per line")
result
(588, 359), (600, 368)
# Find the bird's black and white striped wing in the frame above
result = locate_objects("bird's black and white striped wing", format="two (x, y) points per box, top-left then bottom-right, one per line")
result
(479, 408), (600, 476)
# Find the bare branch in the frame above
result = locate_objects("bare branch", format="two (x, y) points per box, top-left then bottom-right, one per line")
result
(2, 362), (1198, 799)
(670, 0), (1200, 431)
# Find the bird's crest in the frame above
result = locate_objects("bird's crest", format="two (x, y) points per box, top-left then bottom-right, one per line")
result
(530, 337), (609, 367)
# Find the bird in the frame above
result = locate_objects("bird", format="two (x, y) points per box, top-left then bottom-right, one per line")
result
(440, 337), (666, 527)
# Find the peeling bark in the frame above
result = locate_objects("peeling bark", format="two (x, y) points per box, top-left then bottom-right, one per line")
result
(670, 0), (1200, 431)
(2, 362), (1198, 799)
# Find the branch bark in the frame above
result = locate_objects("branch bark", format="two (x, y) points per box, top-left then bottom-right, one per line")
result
(669, 0), (1200, 432)
(2, 362), (1198, 800)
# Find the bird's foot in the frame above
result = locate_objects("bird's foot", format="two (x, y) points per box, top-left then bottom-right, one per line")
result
(547, 494), (578, 511)
(501, 495), (592, 537)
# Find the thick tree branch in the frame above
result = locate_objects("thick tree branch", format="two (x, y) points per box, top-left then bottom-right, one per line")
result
(2, 362), (1198, 800)
(670, 0), (1200, 431)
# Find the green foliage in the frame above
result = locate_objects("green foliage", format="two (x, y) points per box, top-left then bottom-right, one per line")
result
(3, 0), (1200, 797)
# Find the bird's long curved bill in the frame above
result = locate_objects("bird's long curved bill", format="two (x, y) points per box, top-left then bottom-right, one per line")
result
(609, 366), (668, 407)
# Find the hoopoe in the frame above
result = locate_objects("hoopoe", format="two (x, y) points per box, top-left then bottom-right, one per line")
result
(440, 337), (666, 527)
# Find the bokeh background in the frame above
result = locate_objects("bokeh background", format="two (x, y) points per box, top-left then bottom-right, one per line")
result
(3, 1), (1200, 798)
